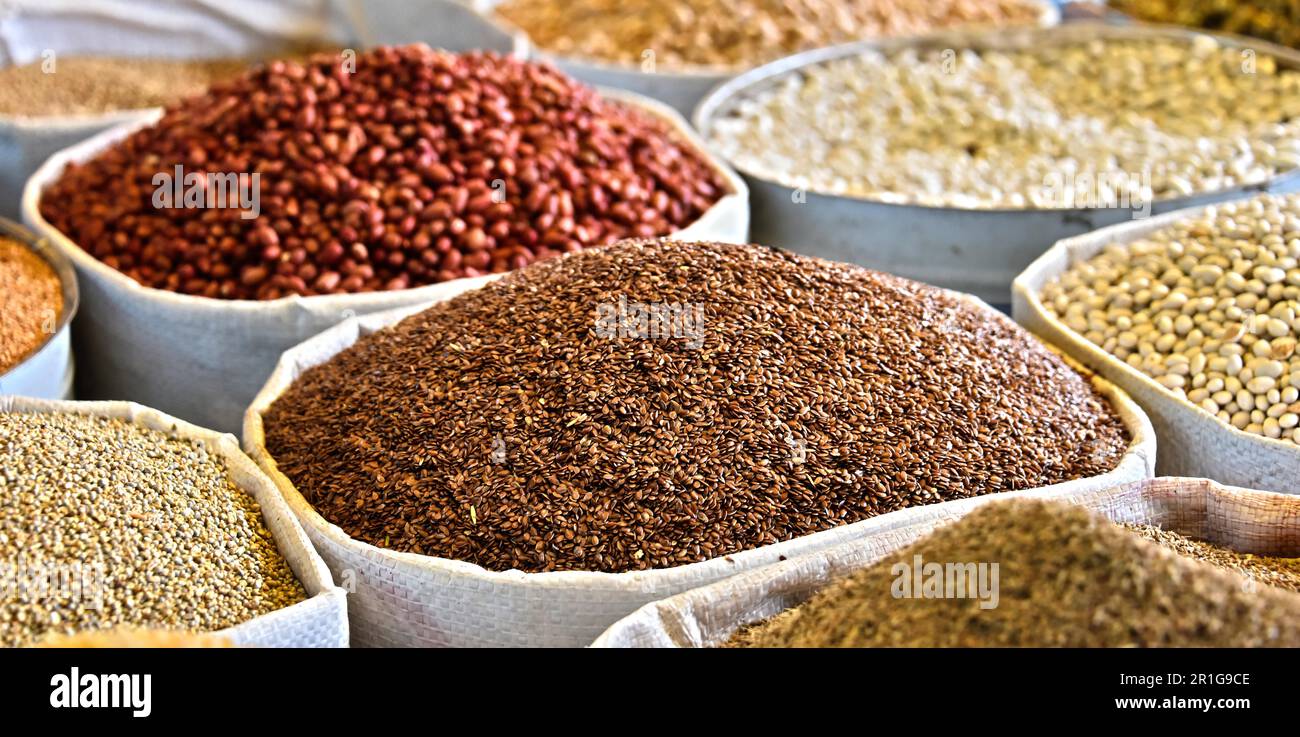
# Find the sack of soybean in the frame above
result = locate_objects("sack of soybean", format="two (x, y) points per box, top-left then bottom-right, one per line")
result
(1013, 193), (1300, 491)
(243, 239), (1155, 648)
(590, 477), (1300, 648)
(0, 0), (349, 219)
(22, 49), (750, 434)
(0, 395), (349, 648)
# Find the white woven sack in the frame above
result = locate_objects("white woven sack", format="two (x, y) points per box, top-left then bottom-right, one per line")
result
(243, 285), (1155, 648)
(1012, 202), (1300, 492)
(22, 89), (750, 435)
(590, 476), (1297, 647)
(0, 0), (349, 220)
(0, 395), (348, 648)
(340, 0), (527, 56)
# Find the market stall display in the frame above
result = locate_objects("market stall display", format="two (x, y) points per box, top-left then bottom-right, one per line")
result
(0, 0), (1296, 654)
(24, 45), (747, 433)
(0, 396), (348, 648)
(245, 239), (1154, 647)
(695, 23), (1300, 306)
(1015, 193), (1300, 490)
(592, 477), (1300, 647)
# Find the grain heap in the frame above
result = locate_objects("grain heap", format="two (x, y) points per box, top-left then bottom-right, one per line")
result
(0, 412), (306, 648)
(262, 239), (1130, 574)
(1111, 0), (1300, 49)
(708, 36), (1300, 208)
(37, 46), (726, 300)
(0, 47), (335, 117)
(0, 57), (247, 117)
(494, 0), (1047, 70)
(1041, 194), (1300, 445)
(1127, 524), (1300, 593)
(729, 499), (1300, 647)
(0, 237), (62, 375)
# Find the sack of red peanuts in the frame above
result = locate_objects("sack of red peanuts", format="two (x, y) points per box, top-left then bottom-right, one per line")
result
(0, 0), (361, 220)
(22, 45), (749, 433)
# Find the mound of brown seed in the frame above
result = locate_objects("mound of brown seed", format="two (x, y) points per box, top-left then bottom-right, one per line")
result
(0, 236), (62, 375)
(729, 500), (1300, 647)
(263, 240), (1130, 574)
(1127, 523), (1300, 594)
(0, 412), (306, 648)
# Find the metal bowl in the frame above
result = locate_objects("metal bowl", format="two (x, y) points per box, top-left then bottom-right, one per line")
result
(693, 22), (1300, 307)
(0, 216), (79, 399)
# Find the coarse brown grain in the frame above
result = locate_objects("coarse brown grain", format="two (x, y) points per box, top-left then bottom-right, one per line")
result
(37, 46), (727, 300)
(1127, 523), (1300, 594)
(262, 239), (1130, 574)
(728, 500), (1300, 647)
(0, 237), (62, 375)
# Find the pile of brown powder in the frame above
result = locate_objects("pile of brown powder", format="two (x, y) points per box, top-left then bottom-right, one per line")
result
(729, 500), (1300, 647)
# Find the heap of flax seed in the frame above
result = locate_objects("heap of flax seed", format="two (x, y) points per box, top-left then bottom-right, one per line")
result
(263, 240), (1131, 574)
(729, 500), (1300, 647)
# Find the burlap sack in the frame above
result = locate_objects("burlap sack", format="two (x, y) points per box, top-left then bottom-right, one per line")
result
(0, 395), (348, 648)
(1012, 202), (1300, 491)
(22, 89), (750, 435)
(590, 476), (1297, 647)
(0, 0), (349, 219)
(243, 287), (1156, 648)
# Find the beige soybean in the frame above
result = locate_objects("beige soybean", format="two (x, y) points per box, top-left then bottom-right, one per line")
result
(1041, 193), (1300, 446)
